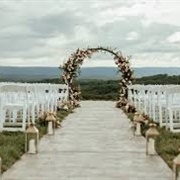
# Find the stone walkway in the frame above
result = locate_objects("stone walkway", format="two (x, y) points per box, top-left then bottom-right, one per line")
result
(2, 101), (171, 180)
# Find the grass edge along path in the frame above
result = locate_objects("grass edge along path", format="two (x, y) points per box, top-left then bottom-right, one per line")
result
(0, 108), (73, 173)
(123, 108), (180, 169)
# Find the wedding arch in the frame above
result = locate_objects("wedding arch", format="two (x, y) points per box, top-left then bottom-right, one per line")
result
(60, 47), (133, 108)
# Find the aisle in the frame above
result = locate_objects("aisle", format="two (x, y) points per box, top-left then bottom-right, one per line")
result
(2, 101), (171, 180)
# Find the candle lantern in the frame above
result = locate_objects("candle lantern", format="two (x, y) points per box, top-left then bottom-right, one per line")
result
(173, 149), (180, 180)
(125, 102), (135, 113)
(25, 123), (39, 154)
(63, 103), (69, 111)
(45, 113), (56, 135)
(57, 99), (64, 110)
(133, 112), (144, 136)
(145, 123), (159, 155)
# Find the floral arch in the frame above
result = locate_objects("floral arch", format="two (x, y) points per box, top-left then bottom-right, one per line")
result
(61, 47), (133, 108)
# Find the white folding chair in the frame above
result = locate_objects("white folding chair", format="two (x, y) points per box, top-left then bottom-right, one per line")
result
(0, 84), (28, 132)
(166, 86), (180, 132)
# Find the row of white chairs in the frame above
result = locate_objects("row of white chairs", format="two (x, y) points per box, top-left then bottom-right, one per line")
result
(128, 84), (180, 133)
(0, 82), (68, 132)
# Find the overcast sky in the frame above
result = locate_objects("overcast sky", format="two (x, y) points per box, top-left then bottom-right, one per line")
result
(1, 0), (180, 67)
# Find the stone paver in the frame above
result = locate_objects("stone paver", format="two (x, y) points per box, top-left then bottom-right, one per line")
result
(2, 101), (172, 180)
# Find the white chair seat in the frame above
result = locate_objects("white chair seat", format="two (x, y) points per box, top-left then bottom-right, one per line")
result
(169, 105), (180, 110)
(3, 103), (24, 110)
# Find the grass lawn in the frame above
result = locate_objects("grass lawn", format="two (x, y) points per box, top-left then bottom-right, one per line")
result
(0, 109), (72, 173)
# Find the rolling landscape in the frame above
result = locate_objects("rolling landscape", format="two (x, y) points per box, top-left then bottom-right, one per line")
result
(1, 66), (180, 81)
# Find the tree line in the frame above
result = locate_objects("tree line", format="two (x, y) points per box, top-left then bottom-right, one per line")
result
(33, 74), (180, 100)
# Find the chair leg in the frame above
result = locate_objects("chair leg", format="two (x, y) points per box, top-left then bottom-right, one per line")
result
(169, 109), (173, 132)
(22, 108), (26, 131)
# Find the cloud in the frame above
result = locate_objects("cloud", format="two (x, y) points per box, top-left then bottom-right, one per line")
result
(27, 11), (83, 36)
(126, 32), (139, 41)
(0, 0), (180, 67)
(167, 32), (180, 43)
(131, 52), (180, 67)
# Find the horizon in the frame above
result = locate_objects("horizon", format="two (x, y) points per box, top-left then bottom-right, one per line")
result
(0, 66), (180, 81)
(0, 66), (180, 68)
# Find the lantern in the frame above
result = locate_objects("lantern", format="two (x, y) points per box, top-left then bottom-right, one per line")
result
(145, 123), (159, 155)
(173, 149), (180, 180)
(63, 104), (68, 111)
(45, 113), (56, 135)
(125, 102), (130, 112)
(125, 102), (135, 113)
(133, 112), (144, 136)
(25, 123), (39, 154)
(57, 100), (64, 110)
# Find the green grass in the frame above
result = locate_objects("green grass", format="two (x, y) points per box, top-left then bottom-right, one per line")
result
(123, 108), (180, 169)
(0, 109), (72, 173)
(56, 109), (73, 122)
(155, 127), (180, 168)
(0, 131), (24, 172)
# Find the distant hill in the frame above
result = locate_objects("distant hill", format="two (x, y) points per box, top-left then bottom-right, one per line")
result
(0, 66), (59, 81)
(0, 66), (180, 81)
(133, 67), (180, 77)
(80, 67), (180, 79)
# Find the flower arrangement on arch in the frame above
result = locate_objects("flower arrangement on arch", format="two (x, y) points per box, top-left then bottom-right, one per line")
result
(60, 47), (134, 108)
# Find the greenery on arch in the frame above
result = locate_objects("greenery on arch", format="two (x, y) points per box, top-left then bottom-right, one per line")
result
(60, 47), (134, 108)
